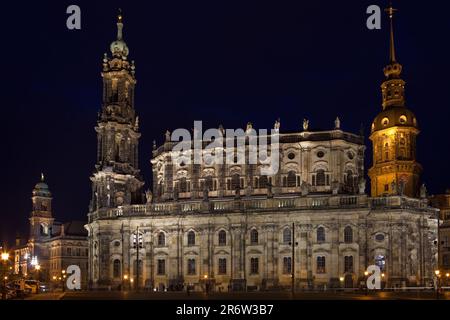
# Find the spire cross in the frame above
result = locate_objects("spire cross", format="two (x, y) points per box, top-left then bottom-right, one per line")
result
(385, 4), (398, 63)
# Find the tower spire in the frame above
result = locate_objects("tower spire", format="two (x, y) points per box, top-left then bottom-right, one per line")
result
(109, 8), (129, 57)
(117, 8), (123, 41)
(386, 3), (397, 63)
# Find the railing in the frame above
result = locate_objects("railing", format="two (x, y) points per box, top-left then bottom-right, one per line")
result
(92, 194), (433, 220)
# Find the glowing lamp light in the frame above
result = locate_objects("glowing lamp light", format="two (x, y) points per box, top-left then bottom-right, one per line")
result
(31, 256), (38, 266)
(123, 275), (128, 280)
(364, 271), (369, 276)
(1, 252), (9, 261)
(446, 273), (450, 278)
(130, 278), (134, 283)
(381, 273), (385, 278)
(204, 274), (208, 279)
(435, 270), (440, 276)
(35, 264), (41, 271)
(339, 277), (344, 282)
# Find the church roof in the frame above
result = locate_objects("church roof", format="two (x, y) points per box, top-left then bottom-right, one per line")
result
(51, 220), (87, 237)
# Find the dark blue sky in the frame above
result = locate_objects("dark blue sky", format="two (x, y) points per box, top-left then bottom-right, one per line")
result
(2, 1), (450, 246)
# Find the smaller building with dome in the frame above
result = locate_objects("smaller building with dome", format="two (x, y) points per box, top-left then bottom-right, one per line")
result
(13, 174), (89, 289)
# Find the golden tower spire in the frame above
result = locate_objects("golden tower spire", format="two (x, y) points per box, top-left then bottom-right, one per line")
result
(385, 3), (398, 63)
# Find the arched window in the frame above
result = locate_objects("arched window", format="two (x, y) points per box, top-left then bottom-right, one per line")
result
(250, 229), (258, 245)
(345, 170), (354, 187)
(113, 259), (121, 278)
(157, 232), (165, 246)
(283, 228), (292, 244)
(231, 174), (240, 190)
(316, 169), (326, 186)
(317, 227), (325, 242)
(218, 230), (227, 246)
(316, 256), (326, 273)
(384, 143), (389, 161)
(187, 231), (196, 246)
(287, 171), (297, 187)
(179, 177), (188, 193)
(344, 226), (353, 243)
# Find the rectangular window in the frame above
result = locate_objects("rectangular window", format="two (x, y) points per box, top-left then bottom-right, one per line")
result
(67, 248), (72, 256)
(250, 257), (259, 274)
(344, 256), (353, 273)
(443, 254), (449, 268)
(157, 259), (166, 275)
(384, 184), (389, 192)
(283, 257), (292, 274)
(187, 259), (196, 275)
(218, 258), (227, 275)
(316, 256), (326, 274)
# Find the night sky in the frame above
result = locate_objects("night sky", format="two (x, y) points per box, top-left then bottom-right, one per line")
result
(2, 1), (450, 247)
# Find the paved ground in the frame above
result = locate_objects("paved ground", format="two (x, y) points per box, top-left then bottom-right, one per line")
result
(22, 290), (450, 300)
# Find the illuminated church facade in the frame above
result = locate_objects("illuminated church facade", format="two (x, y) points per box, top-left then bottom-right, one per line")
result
(85, 8), (438, 291)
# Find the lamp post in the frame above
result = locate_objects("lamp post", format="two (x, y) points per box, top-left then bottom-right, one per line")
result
(435, 270), (440, 300)
(364, 271), (369, 295)
(61, 269), (66, 292)
(35, 264), (41, 281)
(2, 252), (9, 300)
(123, 274), (129, 291)
(289, 222), (298, 298)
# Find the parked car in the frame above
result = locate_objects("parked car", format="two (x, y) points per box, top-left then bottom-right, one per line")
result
(24, 280), (40, 293)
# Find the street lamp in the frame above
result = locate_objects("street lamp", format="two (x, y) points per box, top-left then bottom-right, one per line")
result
(123, 274), (129, 291)
(60, 270), (66, 292)
(364, 271), (369, 295)
(435, 270), (441, 300)
(1, 253), (9, 262)
(1, 252), (9, 300)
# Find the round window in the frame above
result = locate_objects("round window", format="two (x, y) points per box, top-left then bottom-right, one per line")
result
(114, 241), (121, 247)
(375, 234), (385, 242)
(382, 117), (390, 127)
(317, 151), (325, 158)
(399, 115), (407, 124)
(347, 152), (354, 160)
(287, 152), (295, 160)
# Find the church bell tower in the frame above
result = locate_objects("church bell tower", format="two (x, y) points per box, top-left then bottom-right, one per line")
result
(89, 11), (144, 212)
(29, 173), (54, 242)
(368, 5), (422, 198)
